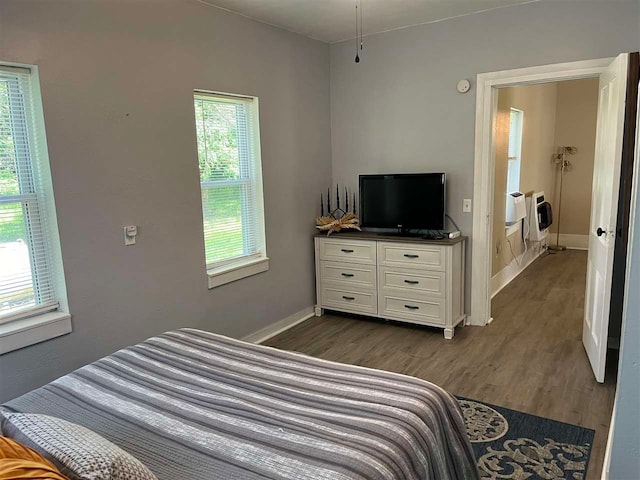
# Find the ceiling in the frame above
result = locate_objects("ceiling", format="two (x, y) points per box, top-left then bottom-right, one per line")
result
(197, 0), (539, 43)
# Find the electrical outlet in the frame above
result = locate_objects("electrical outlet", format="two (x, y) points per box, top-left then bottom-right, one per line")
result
(463, 199), (472, 213)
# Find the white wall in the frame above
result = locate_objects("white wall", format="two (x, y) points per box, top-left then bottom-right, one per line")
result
(0, 0), (331, 402)
(330, 0), (640, 310)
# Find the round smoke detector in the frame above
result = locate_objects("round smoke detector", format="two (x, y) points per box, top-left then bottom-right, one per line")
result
(457, 79), (471, 94)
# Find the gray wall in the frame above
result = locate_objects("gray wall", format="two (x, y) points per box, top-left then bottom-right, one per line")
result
(330, 0), (640, 309)
(1, 0), (638, 406)
(0, 0), (331, 402)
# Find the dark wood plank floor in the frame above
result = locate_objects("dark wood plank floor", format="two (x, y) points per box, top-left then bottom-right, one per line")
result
(266, 249), (616, 479)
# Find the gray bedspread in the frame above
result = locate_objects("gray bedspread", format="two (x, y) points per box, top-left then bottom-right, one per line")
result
(3, 328), (479, 480)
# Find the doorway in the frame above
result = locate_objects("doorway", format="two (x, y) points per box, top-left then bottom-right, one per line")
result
(487, 79), (603, 391)
(490, 79), (599, 302)
(470, 54), (638, 385)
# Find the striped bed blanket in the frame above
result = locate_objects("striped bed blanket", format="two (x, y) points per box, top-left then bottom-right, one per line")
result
(3, 328), (479, 479)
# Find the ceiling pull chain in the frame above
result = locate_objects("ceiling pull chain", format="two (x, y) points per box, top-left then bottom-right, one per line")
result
(360, 0), (363, 51)
(355, 2), (360, 63)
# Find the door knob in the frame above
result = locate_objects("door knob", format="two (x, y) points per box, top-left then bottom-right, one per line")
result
(596, 227), (606, 237)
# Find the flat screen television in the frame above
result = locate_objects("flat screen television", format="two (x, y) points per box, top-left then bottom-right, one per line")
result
(359, 173), (446, 232)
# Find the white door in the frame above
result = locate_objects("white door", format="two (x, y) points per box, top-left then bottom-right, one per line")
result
(583, 53), (630, 383)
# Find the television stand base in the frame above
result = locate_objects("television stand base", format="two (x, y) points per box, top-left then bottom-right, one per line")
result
(314, 235), (466, 339)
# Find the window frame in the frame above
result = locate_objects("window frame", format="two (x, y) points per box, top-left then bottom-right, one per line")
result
(506, 107), (524, 195)
(0, 61), (70, 354)
(193, 90), (268, 289)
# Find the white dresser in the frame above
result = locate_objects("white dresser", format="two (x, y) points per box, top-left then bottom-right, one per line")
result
(314, 232), (466, 339)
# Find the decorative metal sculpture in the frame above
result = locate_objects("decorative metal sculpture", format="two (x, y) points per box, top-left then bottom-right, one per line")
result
(316, 184), (361, 236)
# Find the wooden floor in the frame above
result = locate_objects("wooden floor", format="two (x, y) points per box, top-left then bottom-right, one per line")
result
(266, 249), (617, 479)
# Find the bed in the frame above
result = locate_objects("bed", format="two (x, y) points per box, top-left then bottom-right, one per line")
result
(1, 328), (479, 479)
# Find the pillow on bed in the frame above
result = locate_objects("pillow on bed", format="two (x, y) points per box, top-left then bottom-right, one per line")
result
(0, 413), (157, 480)
(0, 435), (69, 480)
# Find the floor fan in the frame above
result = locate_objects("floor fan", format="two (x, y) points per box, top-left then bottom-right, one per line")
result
(550, 146), (577, 251)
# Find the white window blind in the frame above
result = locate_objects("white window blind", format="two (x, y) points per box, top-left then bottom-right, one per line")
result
(506, 108), (523, 194)
(0, 66), (59, 323)
(193, 92), (266, 271)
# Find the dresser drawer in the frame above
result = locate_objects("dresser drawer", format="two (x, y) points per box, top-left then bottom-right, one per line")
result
(321, 261), (376, 289)
(318, 239), (376, 265)
(379, 267), (445, 298)
(379, 295), (445, 325)
(321, 287), (377, 314)
(378, 242), (444, 271)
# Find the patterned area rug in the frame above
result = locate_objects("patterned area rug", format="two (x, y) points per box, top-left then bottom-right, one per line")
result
(457, 398), (595, 480)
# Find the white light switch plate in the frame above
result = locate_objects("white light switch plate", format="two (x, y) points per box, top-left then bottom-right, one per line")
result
(463, 199), (472, 213)
(124, 225), (137, 246)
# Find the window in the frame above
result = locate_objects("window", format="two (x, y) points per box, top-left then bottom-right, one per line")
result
(506, 108), (523, 195)
(193, 91), (267, 288)
(0, 63), (69, 352)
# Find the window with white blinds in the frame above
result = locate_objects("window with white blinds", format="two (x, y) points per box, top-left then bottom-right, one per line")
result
(506, 108), (523, 194)
(193, 92), (266, 275)
(0, 65), (61, 323)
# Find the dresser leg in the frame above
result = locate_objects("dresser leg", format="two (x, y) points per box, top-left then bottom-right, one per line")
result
(314, 306), (324, 317)
(444, 328), (454, 340)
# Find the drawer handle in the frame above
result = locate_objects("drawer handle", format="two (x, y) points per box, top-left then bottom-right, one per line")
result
(404, 254), (419, 259)
(342, 296), (356, 301)
(341, 249), (355, 253)
(404, 279), (419, 285)
(404, 304), (420, 310)
(341, 273), (355, 278)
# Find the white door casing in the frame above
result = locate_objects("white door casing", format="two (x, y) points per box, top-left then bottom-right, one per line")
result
(583, 53), (630, 383)
(471, 57), (613, 326)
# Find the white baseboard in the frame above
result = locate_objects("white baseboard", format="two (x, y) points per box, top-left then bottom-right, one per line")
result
(491, 245), (544, 298)
(242, 307), (315, 344)
(549, 233), (589, 250)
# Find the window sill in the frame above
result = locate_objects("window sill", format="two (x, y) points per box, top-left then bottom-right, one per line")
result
(505, 222), (521, 237)
(0, 311), (72, 355)
(208, 256), (269, 289)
